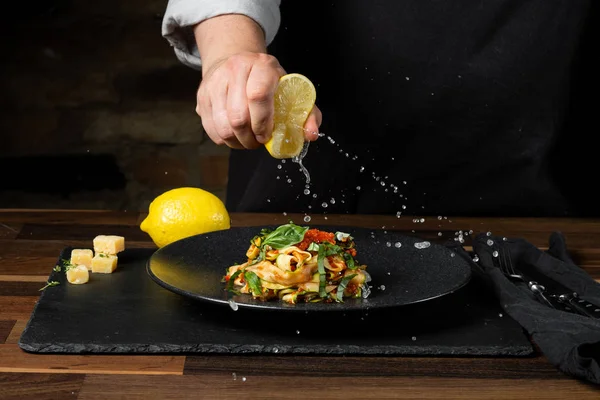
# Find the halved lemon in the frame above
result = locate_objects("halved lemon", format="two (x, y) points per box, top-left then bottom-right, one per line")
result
(265, 73), (317, 159)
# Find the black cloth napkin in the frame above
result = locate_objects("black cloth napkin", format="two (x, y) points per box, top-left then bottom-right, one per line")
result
(450, 232), (600, 385)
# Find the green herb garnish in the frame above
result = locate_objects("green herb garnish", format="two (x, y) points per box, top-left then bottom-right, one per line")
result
(317, 245), (327, 298)
(259, 227), (273, 236)
(250, 223), (309, 266)
(39, 280), (60, 291)
(342, 252), (356, 270)
(335, 274), (357, 302)
(261, 223), (308, 250)
(55, 258), (77, 272)
(243, 270), (263, 296)
(314, 242), (359, 299)
(226, 270), (242, 294)
(307, 242), (320, 252)
(321, 243), (343, 256)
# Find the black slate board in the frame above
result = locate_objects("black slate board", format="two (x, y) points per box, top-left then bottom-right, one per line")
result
(19, 248), (535, 356)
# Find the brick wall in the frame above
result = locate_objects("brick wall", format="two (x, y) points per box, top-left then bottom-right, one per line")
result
(0, 0), (229, 211)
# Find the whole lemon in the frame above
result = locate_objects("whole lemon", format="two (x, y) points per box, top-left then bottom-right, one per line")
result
(140, 187), (230, 248)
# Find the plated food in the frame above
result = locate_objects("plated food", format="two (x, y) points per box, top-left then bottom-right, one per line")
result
(223, 223), (371, 304)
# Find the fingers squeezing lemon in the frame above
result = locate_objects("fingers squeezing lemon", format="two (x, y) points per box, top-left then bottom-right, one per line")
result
(140, 75), (316, 246)
(265, 73), (317, 159)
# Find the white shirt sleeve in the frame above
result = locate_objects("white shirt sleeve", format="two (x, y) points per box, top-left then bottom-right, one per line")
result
(162, 0), (281, 70)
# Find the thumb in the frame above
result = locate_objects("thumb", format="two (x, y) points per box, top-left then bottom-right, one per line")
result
(303, 105), (322, 141)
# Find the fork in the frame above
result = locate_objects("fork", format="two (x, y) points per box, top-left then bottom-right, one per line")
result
(494, 244), (557, 309)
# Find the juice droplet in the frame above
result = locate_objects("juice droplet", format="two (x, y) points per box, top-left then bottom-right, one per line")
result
(292, 141), (311, 187)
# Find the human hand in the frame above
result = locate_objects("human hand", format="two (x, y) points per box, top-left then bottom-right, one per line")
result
(196, 52), (322, 149)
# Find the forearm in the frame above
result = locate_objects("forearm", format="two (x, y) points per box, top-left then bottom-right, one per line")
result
(194, 14), (268, 74)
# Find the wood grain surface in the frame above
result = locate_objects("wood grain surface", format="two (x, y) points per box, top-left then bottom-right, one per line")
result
(1, 209), (599, 399)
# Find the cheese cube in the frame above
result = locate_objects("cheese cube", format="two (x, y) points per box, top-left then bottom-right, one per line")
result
(70, 249), (93, 270)
(91, 254), (118, 273)
(93, 235), (125, 255)
(66, 265), (90, 284)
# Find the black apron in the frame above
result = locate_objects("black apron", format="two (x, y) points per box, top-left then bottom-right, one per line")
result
(226, 0), (596, 217)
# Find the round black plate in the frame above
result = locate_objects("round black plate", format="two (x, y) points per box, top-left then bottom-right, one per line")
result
(146, 226), (472, 312)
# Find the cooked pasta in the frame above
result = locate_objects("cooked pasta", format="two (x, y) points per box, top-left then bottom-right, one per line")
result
(223, 223), (371, 304)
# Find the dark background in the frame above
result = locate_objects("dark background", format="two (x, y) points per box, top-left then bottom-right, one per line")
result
(0, 0), (228, 211)
(0, 0), (598, 215)
(549, 0), (598, 216)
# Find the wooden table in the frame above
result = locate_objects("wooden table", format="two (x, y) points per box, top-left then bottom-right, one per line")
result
(1, 209), (599, 399)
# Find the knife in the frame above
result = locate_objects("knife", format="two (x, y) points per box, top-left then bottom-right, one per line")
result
(520, 263), (600, 319)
